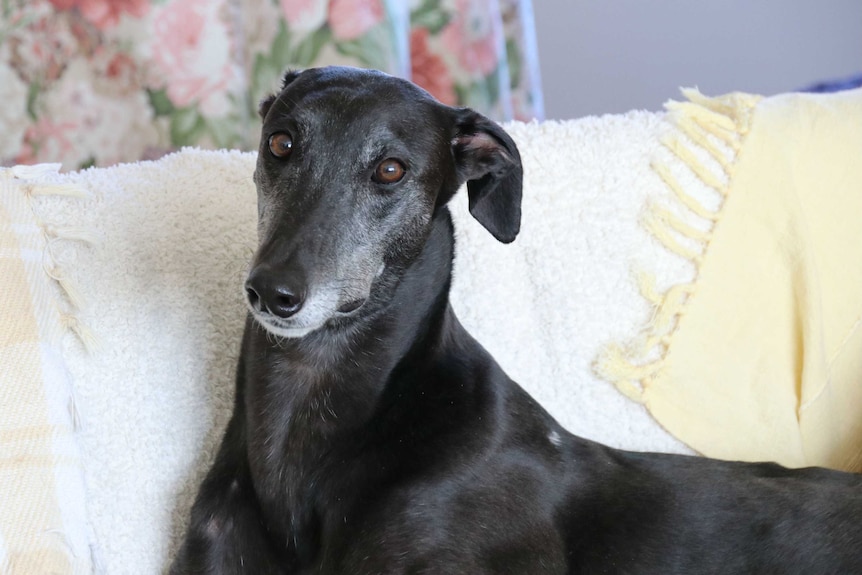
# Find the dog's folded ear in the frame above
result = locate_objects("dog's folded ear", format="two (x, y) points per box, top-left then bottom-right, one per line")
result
(258, 94), (277, 119)
(258, 69), (305, 119)
(281, 69), (303, 90)
(452, 109), (523, 244)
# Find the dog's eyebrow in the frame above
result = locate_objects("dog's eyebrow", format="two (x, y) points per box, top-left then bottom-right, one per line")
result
(357, 127), (409, 165)
(268, 92), (302, 120)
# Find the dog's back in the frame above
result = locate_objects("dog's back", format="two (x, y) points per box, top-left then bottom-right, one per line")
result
(558, 445), (862, 573)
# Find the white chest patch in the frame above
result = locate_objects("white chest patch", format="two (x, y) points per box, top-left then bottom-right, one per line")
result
(548, 430), (562, 447)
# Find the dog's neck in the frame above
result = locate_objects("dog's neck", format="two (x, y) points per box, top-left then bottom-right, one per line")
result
(245, 208), (465, 558)
(246, 206), (460, 447)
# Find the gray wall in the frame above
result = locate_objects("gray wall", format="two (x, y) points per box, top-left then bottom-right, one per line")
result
(533, 0), (862, 119)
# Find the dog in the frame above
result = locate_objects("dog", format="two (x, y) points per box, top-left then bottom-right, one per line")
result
(171, 66), (862, 574)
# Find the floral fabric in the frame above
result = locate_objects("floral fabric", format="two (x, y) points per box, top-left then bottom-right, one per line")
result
(410, 0), (542, 120)
(0, 0), (543, 170)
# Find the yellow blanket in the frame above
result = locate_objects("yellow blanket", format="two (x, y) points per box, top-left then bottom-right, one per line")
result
(599, 87), (862, 471)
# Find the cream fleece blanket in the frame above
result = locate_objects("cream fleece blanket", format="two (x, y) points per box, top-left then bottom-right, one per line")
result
(16, 113), (692, 574)
(7, 90), (862, 573)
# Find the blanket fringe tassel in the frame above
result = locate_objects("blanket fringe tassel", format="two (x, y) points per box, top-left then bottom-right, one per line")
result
(595, 88), (760, 402)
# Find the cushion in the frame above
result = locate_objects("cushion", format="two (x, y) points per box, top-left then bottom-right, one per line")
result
(0, 165), (94, 574)
(21, 112), (693, 572)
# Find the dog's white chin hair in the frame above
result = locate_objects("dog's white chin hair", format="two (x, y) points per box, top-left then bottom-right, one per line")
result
(251, 314), (323, 339)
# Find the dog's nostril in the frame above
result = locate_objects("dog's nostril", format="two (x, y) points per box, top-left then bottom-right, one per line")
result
(272, 290), (303, 318)
(246, 285), (262, 311)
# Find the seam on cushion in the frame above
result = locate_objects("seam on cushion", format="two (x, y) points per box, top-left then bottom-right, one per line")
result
(799, 313), (862, 414)
(593, 89), (762, 403)
(828, 314), (862, 368)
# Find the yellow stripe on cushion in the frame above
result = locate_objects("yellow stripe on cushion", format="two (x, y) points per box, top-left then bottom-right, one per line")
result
(0, 167), (94, 574)
(0, 196), (69, 573)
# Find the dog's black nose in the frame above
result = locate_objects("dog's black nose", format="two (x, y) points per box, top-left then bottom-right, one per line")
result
(245, 268), (305, 319)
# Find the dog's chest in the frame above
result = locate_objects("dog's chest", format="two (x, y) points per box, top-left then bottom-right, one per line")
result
(246, 415), (336, 567)
(247, 382), (332, 490)
(244, 362), (376, 548)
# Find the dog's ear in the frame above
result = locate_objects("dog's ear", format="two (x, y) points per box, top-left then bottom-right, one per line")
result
(281, 69), (302, 90)
(258, 94), (276, 119)
(451, 109), (523, 244)
(258, 70), (304, 119)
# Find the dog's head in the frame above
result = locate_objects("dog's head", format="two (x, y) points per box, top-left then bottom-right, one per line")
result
(247, 66), (522, 338)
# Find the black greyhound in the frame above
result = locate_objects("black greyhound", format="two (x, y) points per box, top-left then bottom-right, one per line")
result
(171, 66), (862, 574)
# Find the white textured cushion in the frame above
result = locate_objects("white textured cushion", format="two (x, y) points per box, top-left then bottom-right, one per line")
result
(23, 112), (698, 573)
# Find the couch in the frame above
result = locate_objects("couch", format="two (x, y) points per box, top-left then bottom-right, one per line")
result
(2, 86), (860, 574)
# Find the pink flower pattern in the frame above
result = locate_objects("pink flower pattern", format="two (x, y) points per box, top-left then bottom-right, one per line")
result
(440, 0), (501, 77)
(48, 0), (149, 29)
(1, 0), (543, 169)
(150, 0), (233, 109)
(410, 28), (455, 106)
(15, 118), (79, 166)
(280, 0), (327, 32)
(328, 0), (384, 41)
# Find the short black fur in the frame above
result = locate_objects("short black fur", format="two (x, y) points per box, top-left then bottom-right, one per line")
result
(171, 67), (862, 575)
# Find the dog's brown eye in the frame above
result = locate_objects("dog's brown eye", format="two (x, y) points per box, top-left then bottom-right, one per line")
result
(268, 133), (293, 158)
(374, 159), (406, 184)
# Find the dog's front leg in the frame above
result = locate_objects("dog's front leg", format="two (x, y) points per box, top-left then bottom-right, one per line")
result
(170, 409), (292, 575)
